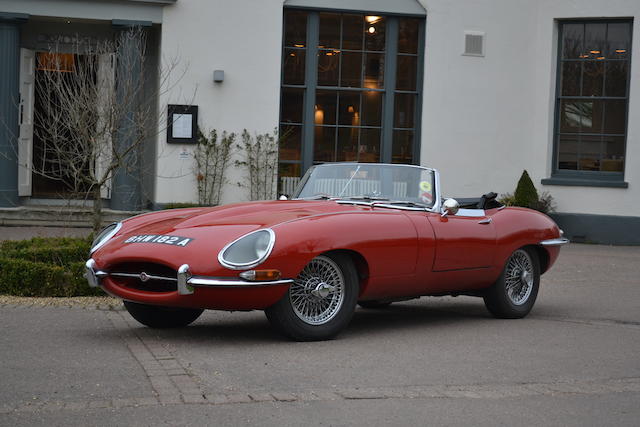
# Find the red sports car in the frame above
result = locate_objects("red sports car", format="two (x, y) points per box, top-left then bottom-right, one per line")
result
(85, 163), (568, 341)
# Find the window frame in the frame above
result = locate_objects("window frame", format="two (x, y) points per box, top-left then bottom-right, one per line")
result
(279, 8), (425, 181)
(547, 18), (633, 188)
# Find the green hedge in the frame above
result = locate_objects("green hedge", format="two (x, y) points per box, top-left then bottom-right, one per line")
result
(0, 236), (103, 297)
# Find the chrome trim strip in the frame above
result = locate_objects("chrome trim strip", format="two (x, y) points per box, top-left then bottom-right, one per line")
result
(539, 237), (570, 246)
(90, 222), (123, 254)
(335, 200), (428, 211)
(217, 228), (276, 270)
(188, 277), (294, 287)
(109, 272), (178, 282)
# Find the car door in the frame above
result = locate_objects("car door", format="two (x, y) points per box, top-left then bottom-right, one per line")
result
(427, 209), (497, 271)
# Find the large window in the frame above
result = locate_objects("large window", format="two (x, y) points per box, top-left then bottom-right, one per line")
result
(279, 9), (424, 194)
(550, 20), (632, 185)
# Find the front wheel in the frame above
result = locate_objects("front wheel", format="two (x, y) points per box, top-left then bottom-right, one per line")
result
(123, 301), (204, 328)
(265, 253), (358, 341)
(483, 247), (540, 319)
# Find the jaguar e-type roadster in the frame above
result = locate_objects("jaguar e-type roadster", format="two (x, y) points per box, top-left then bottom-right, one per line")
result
(85, 163), (568, 341)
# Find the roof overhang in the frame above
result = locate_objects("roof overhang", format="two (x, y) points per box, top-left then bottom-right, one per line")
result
(284, 0), (425, 17)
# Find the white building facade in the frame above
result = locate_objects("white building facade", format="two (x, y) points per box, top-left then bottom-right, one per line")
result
(0, 0), (638, 243)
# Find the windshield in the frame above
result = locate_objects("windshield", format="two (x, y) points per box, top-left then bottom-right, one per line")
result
(293, 163), (436, 208)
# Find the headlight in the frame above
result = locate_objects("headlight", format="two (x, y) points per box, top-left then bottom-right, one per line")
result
(90, 222), (122, 254)
(218, 229), (275, 270)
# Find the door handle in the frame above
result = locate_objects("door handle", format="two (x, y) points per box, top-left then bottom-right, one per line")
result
(478, 218), (492, 224)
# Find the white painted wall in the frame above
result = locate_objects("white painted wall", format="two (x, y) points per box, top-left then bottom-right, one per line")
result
(418, 0), (640, 216)
(154, 0), (639, 217)
(155, 0), (284, 205)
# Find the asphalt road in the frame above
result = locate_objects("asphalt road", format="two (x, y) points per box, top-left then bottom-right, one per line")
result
(1, 243), (639, 426)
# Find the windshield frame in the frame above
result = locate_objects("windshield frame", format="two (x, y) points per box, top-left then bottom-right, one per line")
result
(292, 163), (442, 213)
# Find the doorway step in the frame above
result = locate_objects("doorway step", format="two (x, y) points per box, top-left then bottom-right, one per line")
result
(0, 206), (144, 228)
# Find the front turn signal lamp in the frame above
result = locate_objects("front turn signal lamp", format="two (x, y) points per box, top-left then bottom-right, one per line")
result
(239, 269), (281, 281)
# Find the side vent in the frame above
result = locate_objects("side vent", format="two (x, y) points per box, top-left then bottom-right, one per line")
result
(463, 31), (485, 57)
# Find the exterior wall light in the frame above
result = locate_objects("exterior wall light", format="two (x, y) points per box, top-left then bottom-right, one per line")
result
(213, 70), (224, 83)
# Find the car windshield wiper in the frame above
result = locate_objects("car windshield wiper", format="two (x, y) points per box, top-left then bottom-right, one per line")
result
(371, 200), (430, 208)
(341, 196), (390, 202)
(297, 194), (336, 200)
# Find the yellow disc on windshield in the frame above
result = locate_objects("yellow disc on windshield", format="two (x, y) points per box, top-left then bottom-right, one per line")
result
(419, 181), (432, 192)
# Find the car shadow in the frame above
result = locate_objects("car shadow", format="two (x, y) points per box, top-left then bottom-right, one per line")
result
(347, 299), (489, 335)
(82, 298), (493, 345)
(136, 298), (491, 344)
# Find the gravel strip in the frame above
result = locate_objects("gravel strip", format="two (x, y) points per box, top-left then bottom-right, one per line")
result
(0, 295), (122, 309)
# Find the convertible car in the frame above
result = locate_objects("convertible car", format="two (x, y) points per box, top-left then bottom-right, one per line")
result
(85, 163), (568, 341)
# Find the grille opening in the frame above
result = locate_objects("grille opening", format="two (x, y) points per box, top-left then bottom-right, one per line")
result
(109, 262), (178, 292)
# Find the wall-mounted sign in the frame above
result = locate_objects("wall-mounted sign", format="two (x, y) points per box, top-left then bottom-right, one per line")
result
(167, 104), (198, 144)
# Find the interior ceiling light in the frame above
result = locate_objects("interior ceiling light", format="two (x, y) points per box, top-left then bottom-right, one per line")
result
(365, 16), (381, 24)
(368, 26), (376, 34)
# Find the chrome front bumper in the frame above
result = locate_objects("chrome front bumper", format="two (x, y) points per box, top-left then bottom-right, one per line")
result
(539, 237), (570, 246)
(84, 259), (293, 296)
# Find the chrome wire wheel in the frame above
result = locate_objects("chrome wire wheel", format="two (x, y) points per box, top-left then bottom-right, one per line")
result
(504, 249), (534, 306)
(289, 255), (345, 325)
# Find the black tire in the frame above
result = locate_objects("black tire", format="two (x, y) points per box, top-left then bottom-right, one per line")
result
(358, 301), (392, 309)
(483, 247), (540, 319)
(265, 253), (358, 341)
(123, 301), (204, 328)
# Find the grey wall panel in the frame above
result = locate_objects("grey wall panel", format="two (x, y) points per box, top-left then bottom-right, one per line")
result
(550, 213), (640, 245)
(0, 21), (21, 207)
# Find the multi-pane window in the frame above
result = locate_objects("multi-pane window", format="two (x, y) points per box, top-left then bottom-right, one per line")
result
(279, 9), (424, 194)
(314, 13), (385, 164)
(554, 20), (632, 177)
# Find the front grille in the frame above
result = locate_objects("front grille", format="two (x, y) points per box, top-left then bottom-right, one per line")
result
(108, 262), (178, 292)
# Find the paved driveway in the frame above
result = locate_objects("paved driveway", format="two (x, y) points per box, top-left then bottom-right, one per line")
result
(1, 243), (639, 426)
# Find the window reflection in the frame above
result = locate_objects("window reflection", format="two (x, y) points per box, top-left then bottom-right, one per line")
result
(319, 13), (340, 49)
(396, 55), (417, 91)
(317, 50), (339, 86)
(283, 49), (305, 85)
(342, 14), (363, 50)
(279, 125), (302, 161)
(364, 16), (385, 51)
(284, 11), (307, 47)
(398, 18), (419, 54)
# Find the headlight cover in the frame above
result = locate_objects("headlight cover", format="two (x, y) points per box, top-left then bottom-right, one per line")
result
(90, 222), (122, 254)
(218, 229), (275, 270)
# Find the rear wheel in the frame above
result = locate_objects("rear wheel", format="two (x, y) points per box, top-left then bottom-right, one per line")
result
(123, 301), (204, 328)
(483, 247), (540, 319)
(265, 253), (358, 341)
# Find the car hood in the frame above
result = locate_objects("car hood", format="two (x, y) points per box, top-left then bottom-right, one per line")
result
(129, 200), (367, 231)
(93, 200), (369, 271)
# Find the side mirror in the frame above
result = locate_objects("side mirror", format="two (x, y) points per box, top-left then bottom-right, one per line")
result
(279, 195), (289, 200)
(441, 198), (460, 217)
